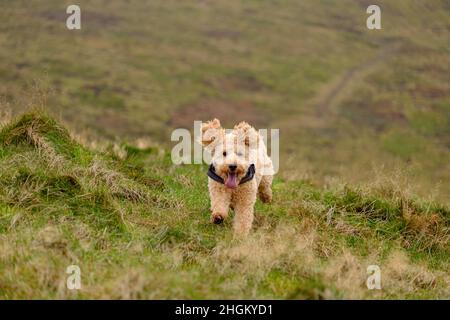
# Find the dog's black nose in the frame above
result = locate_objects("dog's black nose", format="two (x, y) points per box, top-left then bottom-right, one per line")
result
(228, 165), (237, 171)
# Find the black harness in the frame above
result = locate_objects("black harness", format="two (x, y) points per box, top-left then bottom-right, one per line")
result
(207, 164), (255, 186)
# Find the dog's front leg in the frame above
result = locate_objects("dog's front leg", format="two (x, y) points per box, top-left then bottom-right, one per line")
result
(209, 181), (231, 224)
(232, 183), (257, 236)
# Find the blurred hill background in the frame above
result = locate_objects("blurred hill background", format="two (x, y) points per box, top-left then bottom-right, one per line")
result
(0, 0), (449, 202)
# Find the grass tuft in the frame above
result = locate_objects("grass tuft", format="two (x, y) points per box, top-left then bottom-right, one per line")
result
(0, 112), (448, 299)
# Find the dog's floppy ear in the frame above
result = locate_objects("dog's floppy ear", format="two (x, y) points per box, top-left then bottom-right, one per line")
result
(234, 121), (259, 147)
(199, 118), (223, 148)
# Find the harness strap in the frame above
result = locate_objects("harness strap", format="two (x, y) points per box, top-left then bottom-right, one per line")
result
(207, 164), (255, 186)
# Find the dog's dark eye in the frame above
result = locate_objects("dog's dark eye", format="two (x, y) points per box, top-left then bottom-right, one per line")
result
(223, 151), (227, 157)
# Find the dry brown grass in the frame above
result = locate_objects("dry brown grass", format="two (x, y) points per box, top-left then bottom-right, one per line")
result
(0, 112), (448, 299)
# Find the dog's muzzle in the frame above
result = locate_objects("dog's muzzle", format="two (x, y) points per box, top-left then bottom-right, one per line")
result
(207, 164), (255, 187)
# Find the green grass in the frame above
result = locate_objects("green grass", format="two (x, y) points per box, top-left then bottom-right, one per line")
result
(0, 0), (448, 202)
(0, 0), (449, 299)
(0, 112), (448, 299)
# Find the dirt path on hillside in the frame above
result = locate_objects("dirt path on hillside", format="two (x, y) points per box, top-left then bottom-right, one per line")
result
(275, 42), (401, 131)
(313, 43), (401, 117)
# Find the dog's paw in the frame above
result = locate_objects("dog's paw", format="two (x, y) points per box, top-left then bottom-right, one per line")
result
(259, 192), (272, 203)
(212, 214), (224, 224)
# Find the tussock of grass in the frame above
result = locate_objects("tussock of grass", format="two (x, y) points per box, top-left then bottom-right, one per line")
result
(0, 112), (448, 299)
(2, 0), (449, 202)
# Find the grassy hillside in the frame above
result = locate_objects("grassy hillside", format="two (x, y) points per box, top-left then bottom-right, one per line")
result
(0, 1), (449, 202)
(0, 112), (448, 299)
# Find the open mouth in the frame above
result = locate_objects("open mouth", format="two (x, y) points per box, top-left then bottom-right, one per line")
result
(225, 172), (238, 189)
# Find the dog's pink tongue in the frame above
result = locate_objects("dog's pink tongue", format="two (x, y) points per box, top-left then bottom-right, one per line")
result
(225, 173), (238, 189)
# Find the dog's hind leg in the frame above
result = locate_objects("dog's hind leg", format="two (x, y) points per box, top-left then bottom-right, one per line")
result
(258, 175), (273, 203)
